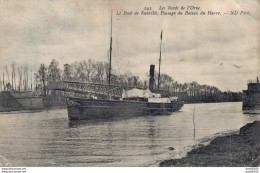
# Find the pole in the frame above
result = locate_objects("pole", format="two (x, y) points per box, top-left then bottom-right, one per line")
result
(193, 105), (196, 139)
(108, 10), (113, 98)
(158, 30), (163, 90)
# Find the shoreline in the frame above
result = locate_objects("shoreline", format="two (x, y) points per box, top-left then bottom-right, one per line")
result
(183, 101), (242, 104)
(160, 121), (260, 167)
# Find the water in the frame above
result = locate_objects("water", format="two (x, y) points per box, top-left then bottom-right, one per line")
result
(0, 102), (259, 167)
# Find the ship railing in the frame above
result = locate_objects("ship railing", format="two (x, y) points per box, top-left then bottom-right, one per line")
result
(107, 86), (124, 98)
(48, 81), (123, 98)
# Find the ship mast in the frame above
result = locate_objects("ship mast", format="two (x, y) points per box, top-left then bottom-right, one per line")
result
(108, 11), (113, 97)
(158, 30), (163, 90)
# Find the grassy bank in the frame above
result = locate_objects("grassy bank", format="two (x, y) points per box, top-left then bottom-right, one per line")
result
(160, 121), (260, 167)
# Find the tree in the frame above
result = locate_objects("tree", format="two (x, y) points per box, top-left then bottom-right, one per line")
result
(63, 64), (72, 81)
(11, 62), (16, 90)
(48, 59), (61, 82)
(17, 66), (23, 91)
(4, 65), (10, 86)
(92, 61), (105, 83)
(159, 73), (174, 90)
(23, 65), (28, 91)
(0, 75), (2, 91)
(84, 59), (95, 82)
(38, 64), (47, 95)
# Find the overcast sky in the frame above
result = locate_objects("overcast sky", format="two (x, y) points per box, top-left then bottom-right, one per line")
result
(0, 0), (259, 91)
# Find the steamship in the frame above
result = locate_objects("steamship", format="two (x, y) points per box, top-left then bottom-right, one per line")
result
(66, 15), (184, 121)
(242, 77), (260, 110)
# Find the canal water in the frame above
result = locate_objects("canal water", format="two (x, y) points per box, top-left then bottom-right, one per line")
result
(0, 102), (259, 167)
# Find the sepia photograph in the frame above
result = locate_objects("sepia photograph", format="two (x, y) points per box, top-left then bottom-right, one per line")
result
(0, 0), (259, 172)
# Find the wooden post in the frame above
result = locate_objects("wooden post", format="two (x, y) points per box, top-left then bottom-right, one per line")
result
(193, 105), (196, 139)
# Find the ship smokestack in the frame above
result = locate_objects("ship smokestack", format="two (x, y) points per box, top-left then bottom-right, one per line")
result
(149, 64), (155, 92)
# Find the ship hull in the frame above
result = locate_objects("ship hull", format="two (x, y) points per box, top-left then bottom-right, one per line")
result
(242, 92), (260, 110)
(42, 95), (66, 109)
(67, 97), (184, 121)
(242, 101), (260, 110)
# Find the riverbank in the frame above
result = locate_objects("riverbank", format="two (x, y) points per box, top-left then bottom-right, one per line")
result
(160, 121), (260, 167)
(183, 101), (242, 104)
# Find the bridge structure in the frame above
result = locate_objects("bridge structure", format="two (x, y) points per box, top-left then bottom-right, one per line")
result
(48, 81), (124, 98)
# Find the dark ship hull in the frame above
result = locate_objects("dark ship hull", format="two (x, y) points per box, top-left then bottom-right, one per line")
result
(242, 102), (260, 110)
(242, 78), (260, 110)
(242, 95), (260, 110)
(67, 97), (184, 121)
(42, 95), (66, 109)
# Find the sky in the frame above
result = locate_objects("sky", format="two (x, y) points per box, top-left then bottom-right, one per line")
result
(0, 0), (259, 91)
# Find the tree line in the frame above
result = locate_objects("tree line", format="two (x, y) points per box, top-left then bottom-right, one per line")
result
(1, 59), (243, 102)
(0, 62), (33, 92)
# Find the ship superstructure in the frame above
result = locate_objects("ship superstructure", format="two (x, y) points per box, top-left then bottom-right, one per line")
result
(242, 77), (260, 110)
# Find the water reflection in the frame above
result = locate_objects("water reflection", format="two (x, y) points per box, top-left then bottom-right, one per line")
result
(68, 116), (138, 128)
(243, 109), (260, 115)
(67, 114), (170, 128)
(1, 102), (260, 166)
